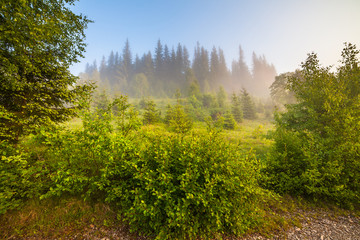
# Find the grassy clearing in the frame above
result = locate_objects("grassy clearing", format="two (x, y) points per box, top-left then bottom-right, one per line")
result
(1, 107), (358, 239)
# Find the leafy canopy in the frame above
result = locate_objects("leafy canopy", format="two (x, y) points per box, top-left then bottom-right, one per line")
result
(0, 0), (92, 143)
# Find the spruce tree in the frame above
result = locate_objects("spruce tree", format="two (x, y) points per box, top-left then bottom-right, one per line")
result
(216, 86), (227, 108)
(241, 88), (256, 119)
(143, 99), (160, 125)
(231, 93), (243, 123)
(223, 111), (236, 130)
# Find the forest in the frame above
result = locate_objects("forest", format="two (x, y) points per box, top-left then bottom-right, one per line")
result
(80, 39), (277, 98)
(1, 1), (360, 239)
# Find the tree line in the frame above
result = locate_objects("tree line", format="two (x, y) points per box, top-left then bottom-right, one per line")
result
(80, 39), (277, 98)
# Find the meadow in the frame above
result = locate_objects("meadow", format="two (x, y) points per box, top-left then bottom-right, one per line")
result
(1, 81), (360, 239)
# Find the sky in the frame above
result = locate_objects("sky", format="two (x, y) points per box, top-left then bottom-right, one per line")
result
(69, 0), (360, 76)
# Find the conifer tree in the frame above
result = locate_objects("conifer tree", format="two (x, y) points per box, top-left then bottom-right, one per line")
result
(216, 86), (227, 108)
(143, 99), (160, 125)
(231, 93), (243, 123)
(241, 88), (256, 119)
(223, 111), (236, 130)
(165, 104), (193, 134)
(232, 46), (252, 91)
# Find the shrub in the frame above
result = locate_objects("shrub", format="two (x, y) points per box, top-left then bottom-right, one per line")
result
(104, 132), (267, 239)
(0, 153), (28, 214)
(0, 141), (47, 214)
(40, 94), (140, 201)
(165, 104), (193, 134)
(263, 43), (360, 207)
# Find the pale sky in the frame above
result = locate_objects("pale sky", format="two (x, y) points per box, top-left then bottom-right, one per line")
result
(69, 0), (360, 75)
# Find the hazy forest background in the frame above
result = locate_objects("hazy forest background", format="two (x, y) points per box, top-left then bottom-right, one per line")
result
(79, 40), (277, 99)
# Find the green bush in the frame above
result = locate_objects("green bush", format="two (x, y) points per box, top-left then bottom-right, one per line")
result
(104, 132), (267, 239)
(0, 153), (28, 214)
(263, 43), (360, 207)
(40, 94), (140, 201)
(0, 141), (47, 214)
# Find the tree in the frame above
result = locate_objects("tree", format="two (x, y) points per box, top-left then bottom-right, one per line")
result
(240, 88), (256, 119)
(232, 46), (252, 91)
(223, 111), (236, 130)
(186, 69), (201, 99)
(192, 42), (209, 90)
(216, 86), (227, 108)
(0, 0), (91, 143)
(130, 73), (149, 97)
(165, 104), (193, 134)
(251, 53), (277, 97)
(231, 93), (243, 123)
(121, 39), (133, 84)
(269, 72), (297, 108)
(264, 43), (360, 206)
(143, 99), (160, 125)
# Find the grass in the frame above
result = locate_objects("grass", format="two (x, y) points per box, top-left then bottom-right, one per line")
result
(2, 109), (358, 239)
(0, 197), (144, 240)
(3, 195), (358, 239)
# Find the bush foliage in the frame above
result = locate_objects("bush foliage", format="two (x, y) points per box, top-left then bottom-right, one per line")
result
(0, 94), (274, 239)
(104, 132), (266, 239)
(263, 43), (360, 207)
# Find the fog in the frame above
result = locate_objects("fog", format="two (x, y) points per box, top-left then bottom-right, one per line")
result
(79, 40), (277, 99)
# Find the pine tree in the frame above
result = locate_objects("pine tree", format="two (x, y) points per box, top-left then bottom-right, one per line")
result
(154, 39), (164, 78)
(216, 86), (227, 108)
(165, 104), (193, 134)
(121, 39), (133, 85)
(241, 88), (256, 119)
(143, 99), (160, 125)
(210, 46), (220, 90)
(223, 111), (236, 130)
(218, 47), (230, 89)
(232, 46), (252, 91)
(252, 52), (277, 97)
(231, 93), (243, 123)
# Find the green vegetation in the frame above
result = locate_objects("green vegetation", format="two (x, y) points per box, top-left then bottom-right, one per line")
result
(1, 1), (360, 239)
(0, 0), (92, 143)
(263, 43), (360, 207)
(0, 95), (276, 239)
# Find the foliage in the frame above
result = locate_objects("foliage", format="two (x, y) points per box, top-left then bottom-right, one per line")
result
(143, 99), (161, 124)
(0, 153), (28, 214)
(223, 111), (236, 130)
(112, 95), (142, 136)
(0, 140), (49, 214)
(201, 93), (218, 108)
(231, 92), (243, 122)
(104, 131), (267, 239)
(92, 89), (111, 111)
(269, 72), (297, 108)
(241, 88), (256, 119)
(40, 94), (140, 201)
(165, 104), (193, 134)
(216, 86), (227, 108)
(0, 0), (92, 143)
(263, 43), (360, 206)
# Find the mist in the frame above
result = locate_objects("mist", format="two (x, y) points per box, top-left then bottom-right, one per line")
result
(79, 39), (277, 99)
